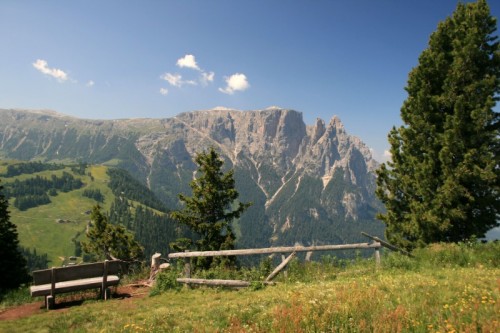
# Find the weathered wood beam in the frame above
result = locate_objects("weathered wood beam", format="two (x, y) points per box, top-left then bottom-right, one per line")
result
(265, 251), (296, 282)
(168, 242), (381, 259)
(177, 278), (250, 288)
(361, 232), (413, 257)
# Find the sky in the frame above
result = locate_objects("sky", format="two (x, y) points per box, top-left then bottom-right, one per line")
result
(1, 0), (499, 163)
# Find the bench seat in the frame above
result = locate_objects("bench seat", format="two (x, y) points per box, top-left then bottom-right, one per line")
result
(30, 275), (120, 297)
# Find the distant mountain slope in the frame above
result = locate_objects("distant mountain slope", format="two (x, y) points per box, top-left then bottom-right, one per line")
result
(0, 160), (178, 265)
(0, 108), (384, 251)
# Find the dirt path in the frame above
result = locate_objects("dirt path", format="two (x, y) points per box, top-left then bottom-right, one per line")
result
(0, 284), (150, 321)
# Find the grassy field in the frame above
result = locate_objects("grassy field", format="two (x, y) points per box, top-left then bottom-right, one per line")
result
(2, 163), (116, 266)
(0, 243), (499, 332)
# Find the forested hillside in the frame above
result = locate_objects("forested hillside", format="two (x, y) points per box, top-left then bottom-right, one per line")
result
(0, 160), (179, 266)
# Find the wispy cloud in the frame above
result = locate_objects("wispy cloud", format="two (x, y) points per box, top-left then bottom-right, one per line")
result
(32, 59), (68, 82)
(176, 54), (200, 70)
(161, 73), (183, 87)
(159, 87), (168, 95)
(86, 80), (95, 87)
(200, 71), (215, 86)
(219, 73), (250, 94)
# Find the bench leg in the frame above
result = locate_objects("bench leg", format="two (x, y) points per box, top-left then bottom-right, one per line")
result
(46, 295), (55, 310)
(103, 287), (111, 300)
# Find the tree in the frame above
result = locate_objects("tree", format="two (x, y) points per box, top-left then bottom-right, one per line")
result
(81, 205), (143, 262)
(0, 181), (29, 291)
(170, 147), (251, 268)
(376, 0), (500, 250)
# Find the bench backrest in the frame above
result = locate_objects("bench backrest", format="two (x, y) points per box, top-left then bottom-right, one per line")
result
(32, 260), (122, 285)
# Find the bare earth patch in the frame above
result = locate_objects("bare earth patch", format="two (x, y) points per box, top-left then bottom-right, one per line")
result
(0, 282), (150, 321)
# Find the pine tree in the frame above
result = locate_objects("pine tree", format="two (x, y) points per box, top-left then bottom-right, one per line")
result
(376, 0), (500, 250)
(81, 205), (143, 261)
(170, 147), (251, 269)
(0, 181), (29, 291)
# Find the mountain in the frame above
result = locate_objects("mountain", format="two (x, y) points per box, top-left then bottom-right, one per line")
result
(0, 108), (384, 252)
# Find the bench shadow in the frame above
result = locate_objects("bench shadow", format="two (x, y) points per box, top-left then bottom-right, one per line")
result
(40, 289), (131, 310)
(51, 299), (86, 310)
(111, 291), (132, 299)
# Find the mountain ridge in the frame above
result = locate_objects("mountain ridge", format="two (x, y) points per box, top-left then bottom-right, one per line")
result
(0, 107), (384, 249)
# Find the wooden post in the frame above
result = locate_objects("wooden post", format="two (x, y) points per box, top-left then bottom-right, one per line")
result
(151, 253), (161, 271)
(184, 251), (191, 289)
(374, 244), (381, 268)
(150, 253), (162, 280)
(184, 255), (191, 278)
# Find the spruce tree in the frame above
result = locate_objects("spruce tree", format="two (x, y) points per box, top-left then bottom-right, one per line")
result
(376, 0), (500, 250)
(81, 205), (143, 261)
(0, 181), (29, 291)
(171, 147), (251, 269)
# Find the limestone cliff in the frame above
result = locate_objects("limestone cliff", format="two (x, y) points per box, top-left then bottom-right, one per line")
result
(0, 108), (384, 248)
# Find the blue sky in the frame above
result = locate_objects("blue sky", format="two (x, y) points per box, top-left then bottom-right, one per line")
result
(1, 1), (499, 162)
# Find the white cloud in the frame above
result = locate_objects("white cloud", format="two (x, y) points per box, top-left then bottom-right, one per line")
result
(376, 149), (392, 163)
(159, 87), (168, 95)
(176, 54), (200, 70)
(219, 73), (250, 94)
(161, 72), (183, 87)
(86, 80), (95, 87)
(161, 54), (219, 90)
(32, 59), (68, 82)
(160, 71), (202, 88)
(200, 71), (215, 86)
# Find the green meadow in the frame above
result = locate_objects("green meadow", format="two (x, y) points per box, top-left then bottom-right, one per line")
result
(1, 163), (116, 266)
(0, 242), (499, 332)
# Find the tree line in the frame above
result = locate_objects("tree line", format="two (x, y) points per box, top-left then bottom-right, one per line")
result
(82, 188), (105, 203)
(1, 161), (65, 177)
(2, 172), (83, 211)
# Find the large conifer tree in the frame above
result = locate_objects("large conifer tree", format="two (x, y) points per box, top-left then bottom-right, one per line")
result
(171, 147), (251, 268)
(376, 0), (500, 250)
(0, 181), (29, 291)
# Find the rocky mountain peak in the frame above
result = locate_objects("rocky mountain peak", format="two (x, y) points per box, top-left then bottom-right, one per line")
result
(0, 108), (383, 247)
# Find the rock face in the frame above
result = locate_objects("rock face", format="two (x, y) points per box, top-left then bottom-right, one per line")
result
(0, 108), (384, 249)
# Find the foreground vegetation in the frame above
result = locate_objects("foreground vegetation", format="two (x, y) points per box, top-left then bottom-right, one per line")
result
(0, 242), (499, 332)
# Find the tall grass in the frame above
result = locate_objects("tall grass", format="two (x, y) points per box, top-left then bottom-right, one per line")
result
(1, 241), (499, 332)
(0, 286), (33, 310)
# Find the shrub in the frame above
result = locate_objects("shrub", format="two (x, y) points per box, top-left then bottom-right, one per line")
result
(149, 263), (183, 295)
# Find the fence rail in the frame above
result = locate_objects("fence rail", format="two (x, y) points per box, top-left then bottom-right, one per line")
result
(167, 242), (382, 259)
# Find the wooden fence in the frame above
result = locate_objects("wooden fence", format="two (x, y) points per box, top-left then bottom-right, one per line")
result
(163, 233), (403, 287)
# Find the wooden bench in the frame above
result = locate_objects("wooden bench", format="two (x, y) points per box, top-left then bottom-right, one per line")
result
(30, 260), (121, 309)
